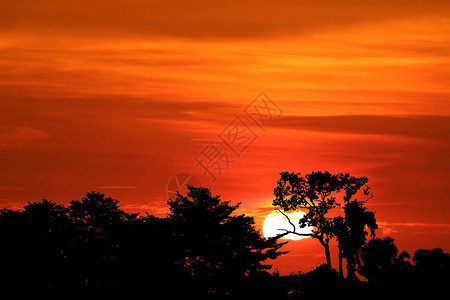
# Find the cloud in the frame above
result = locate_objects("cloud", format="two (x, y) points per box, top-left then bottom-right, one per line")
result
(94, 186), (137, 189)
(379, 225), (398, 236)
(270, 115), (450, 141)
(2, 0), (450, 40)
(0, 185), (26, 191)
(377, 221), (450, 237)
(378, 222), (450, 228)
(0, 125), (49, 147)
(121, 199), (169, 216)
(242, 206), (276, 220)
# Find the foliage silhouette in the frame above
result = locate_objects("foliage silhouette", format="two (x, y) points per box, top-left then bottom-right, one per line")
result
(0, 188), (288, 296)
(0, 186), (449, 298)
(358, 237), (449, 298)
(273, 170), (375, 277)
(167, 185), (288, 294)
(334, 199), (377, 279)
(67, 191), (138, 289)
(358, 236), (409, 282)
(273, 171), (342, 267)
(413, 247), (450, 286)
(0, 199), (71, 291)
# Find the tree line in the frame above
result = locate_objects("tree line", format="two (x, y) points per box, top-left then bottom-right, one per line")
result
(0, 186), (286, 297)
(0, 171), (449, 298)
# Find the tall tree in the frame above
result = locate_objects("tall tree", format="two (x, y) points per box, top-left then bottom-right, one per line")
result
(168, 185), (287, 292)
(0, 199), (72, 291)
(413, 248), (450, 282)
(68, 191), (137, 288)
(358, 236), (411, 282)
(273, 171), (340, 266)
(273, 171), (374, 269)
(334, 200), (377, 279)
(114, 213), (185, 295)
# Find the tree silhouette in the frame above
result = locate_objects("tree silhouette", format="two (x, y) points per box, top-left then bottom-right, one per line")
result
(273, 171), (374, 271)
(67, 191), (138, 289)
(0, 207), (31, 290)
(358, 236), (410, 282)
(0, 199), (72, 291)
(168, 185), (288, 294)
(413, 248), (450, 284)
(357, 238), (450, 297)
(0, 189), (290, 295)
(22, 199), (72, 289)
(1, 187), (449, 297)
(273, 171), (340, 267)
(114, 213), (185, 296)
(334, 200), (377, 279)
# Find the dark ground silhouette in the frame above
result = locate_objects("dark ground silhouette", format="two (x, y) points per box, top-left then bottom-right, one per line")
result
(0, 185), (449, 298)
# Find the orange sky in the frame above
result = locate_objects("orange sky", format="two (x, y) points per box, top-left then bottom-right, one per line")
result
(1, 0), (450, 274)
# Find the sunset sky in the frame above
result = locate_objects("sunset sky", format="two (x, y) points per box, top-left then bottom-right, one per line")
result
(1, 0), (450, 274)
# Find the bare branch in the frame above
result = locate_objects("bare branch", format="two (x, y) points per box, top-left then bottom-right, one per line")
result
(362, 193), (374, 203)
(276, 209), (296, 233)
(276, 209), (312, 237)
(277, 228), (312, 237)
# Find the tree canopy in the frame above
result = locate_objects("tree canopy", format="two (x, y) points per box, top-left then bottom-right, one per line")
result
(0, 182), (449, 297)
(273, 170), (376, 275)
(0, 187), (287, 296)
(168, 185), (288, 281)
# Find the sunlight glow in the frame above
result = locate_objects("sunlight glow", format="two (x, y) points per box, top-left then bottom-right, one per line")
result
(263, 210), (313, 240)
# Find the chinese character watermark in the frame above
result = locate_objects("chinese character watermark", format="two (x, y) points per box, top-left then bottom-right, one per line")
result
(219, 116), (258, 157)
(167, 92), (283, 203)
(194, 92), (282, 183)
(194, 141), (234, 182)
(244, 92), (283, 131)
(167, 172), (201, 202)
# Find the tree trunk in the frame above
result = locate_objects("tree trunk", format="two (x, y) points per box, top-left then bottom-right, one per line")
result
(318, 237), (332, 268)
(346, 257), (357, 280)
(324, 243), (332, 267)
(338, 246), (344, 278)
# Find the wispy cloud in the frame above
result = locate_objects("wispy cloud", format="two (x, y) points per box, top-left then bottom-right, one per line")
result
(0, 185), (27, 191)
(270, 115), (450, 141)
(2, 0), (450, 40)
(378, 222), (450, 228)
(94, 186), (137, 189)
(0, 125), (48, 147)
(122, 199), (169, 216)
(378, 221), (450, 237)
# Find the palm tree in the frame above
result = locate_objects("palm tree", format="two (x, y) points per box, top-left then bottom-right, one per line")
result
(358, 236), (410, 282)
(334, 200), (377, 279)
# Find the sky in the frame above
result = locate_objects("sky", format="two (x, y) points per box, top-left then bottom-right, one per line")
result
(1, 0), (450, 274)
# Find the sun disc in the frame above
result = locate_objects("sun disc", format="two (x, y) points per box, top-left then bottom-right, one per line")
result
(263, 210), (312, 240)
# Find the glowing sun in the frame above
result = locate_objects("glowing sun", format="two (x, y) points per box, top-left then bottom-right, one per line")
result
(263, 210), (313, 240)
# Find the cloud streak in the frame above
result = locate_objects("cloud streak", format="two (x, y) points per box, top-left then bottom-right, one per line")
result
(0, 125), (49, 147)
(94, 186), (137, 189)
(2, 1), (450, 40)
(271, 115), (450, 141)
